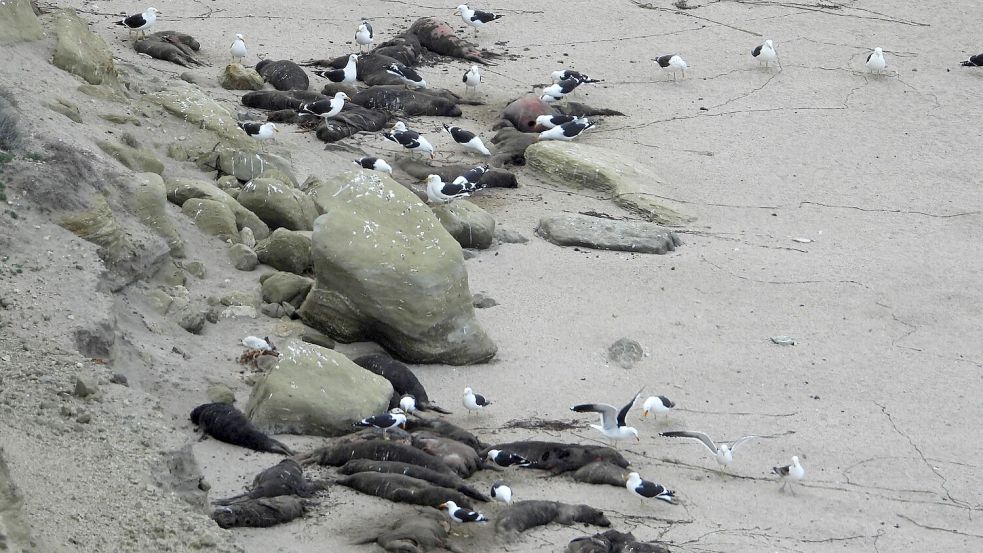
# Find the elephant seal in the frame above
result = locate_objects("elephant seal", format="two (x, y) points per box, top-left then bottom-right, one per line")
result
(408, 18), (499, 65)
(298, 440), (456, 475)
(481, 441), (629, 474)
(190, 402), (293, 455)
(255, 59), (310, 91)
(350, 86), (462, 117)
(353, 354), (451, 414)
(566, 530), (671, 553)
(496, 500), (610, 541)
(338, 459), (489, 502)
(213, 459), (319, 505)
(337, 472), (473, 509)
(395, 158), (518, 188)
(134, 31), (203, 67)
(211, 496), (307, 528)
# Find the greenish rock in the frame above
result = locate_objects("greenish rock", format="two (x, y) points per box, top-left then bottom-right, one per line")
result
(98, 139), (164, 175)
(237, 178), (319, 231)
(207, 384), (236, 404)
(301, 330), (335, 349)
(216, 175), (242, 196)
(178, 310), (206, 334)
(77, 84), (127, 102)
(240, 227), (255, 247)
(51, 10), (117, 85)
(261, 272), (313, 307)
(45, 99), (82, 123)
(254, 228), (312, 275)
(220, 291), (258, 307)
(431, 200), (496, 249)
(245, 340), (393, 437)
(158, 263), (188, 286)
(59, 196), (135, 265)
(164, 177), (270, 240)
(0, 0), (43, 44)
(220, 63), (265, 90)
(149, 81), (244, 142)
(167, 143), (191, 162)
(525, 141), (691, 226)
(181, 260), (206, 279)
(229, 243), (258, 271)
(128, 172), (185, 258)
(74, 375), (99, 397)
(300, 170), (496, 365)
(536, 214), (683, 254)
(260, 302), (286, 318)
(101, 113), (142, 125)
(219, 305), (258, 319)
(146, 289), (173, 314)
(180, 198), (239, 242)
(0, 452), (33, 553)
(196, 145), (298, 187)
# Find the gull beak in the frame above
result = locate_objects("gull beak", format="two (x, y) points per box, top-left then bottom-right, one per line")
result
(642, 410), (649, 418)
(635, 435), (640, 442)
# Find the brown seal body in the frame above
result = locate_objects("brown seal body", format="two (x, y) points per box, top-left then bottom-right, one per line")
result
(190, 402), (293, 455)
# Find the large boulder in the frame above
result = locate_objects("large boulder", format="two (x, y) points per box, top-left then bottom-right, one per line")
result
(525, 141), (691, 226)
(51, 10), (117, 85)
(0, 0), (43, 45)
(431, 200), (495, 249)
(196, 145), (298, 186)
(128, 172), (185, 257)
(536, 214), (683, 254)
(299, 170), (496, 365)
(149, 81), (244, 142)
(254, 228), (312, 274)
(181, 198), (239, 242)
(261, 272), (313, 307)
(98, 139), (165, 174)
(244, 340), (393, 437)
(164, 177), (270, 240)
(237, 178), (319, 231)
(219, 63), (264, 90)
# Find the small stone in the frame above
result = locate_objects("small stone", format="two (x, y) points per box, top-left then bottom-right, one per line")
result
(74, 375), (99, 398)
(472, 293), (498, 309)
(206, 384), (236, 405)
(462, 249), (478, 260)
(240, 227), (256, 248)
(495, 228), (530, 244)
(301, 330), (335, 350)
(770, 336), (796, 346)
(205, 309), (220, 324)
(77, 412), (92, 424)
(182, 261), (206, 279)
(109, 373), (129, 386)
(281, 302), (297, 318)
(171, 346), (191, 360)
(608, 338), (644, 369)
(260, 302), (286, 318)
(254, 354), (278, 372)
(60, 405), (76, 418)
(220, 306), (258, 319)
(229, 243), (258, 271)
(178, 311), (206, 334)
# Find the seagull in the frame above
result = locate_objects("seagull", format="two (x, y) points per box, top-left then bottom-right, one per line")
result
(660, 431), (759, 467)
(426, 175), (472, 204)
(230, 34), (247, 63)
(241, 336), (274, 351)
(463, 65), (481, 96)
(539, 119), (594, 141)
(570, 388), (642, 445)
(654, 54), (688, 80)
(238, 122), (278, 150)
(299, 92), (350, 120)
(453, 164), (489, 188)
(535, 114), (578, 130)
(438, 501), (488, 523)
(383, 127), (435, 159)
(454, 4), (503, 34)
(463, 386), (491, 413)
(313, 54), (358, 85)
(541, 78), (581, 102)
(486, 449), (532, 469)
(353, 408), (407, 438)
(752, 39), (777, 67)
(354, 21), (374, 53)
(866, 47), (887, 75)
(625, 472), (675, 505)
(961, 53), (983, 67)
(773, 456), (805, 495)
(642, 396), (675, 419)
(491, 480), (513, 504)
(386, 63), (427, 89)
(550, 69), (602, 84)
(443, 124), (491, 156)
(398, 395), (417, 414)
(353, 157), (393, 174)
(116, 7), (159, 39)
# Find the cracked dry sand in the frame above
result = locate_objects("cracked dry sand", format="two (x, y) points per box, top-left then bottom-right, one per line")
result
(1, 0), (982, 552)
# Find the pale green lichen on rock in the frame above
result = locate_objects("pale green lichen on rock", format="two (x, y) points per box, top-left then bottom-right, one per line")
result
(51, 10), (118, 85)
(237, 178), (319, 231)
(180, 198), (240, 242)
(0, 0), (43, 45)
(431, 199), (496, 249)
(219, 63), (265, 91)
(59, 195), (134, 264)
(149, 81), (246, 143)
(164, 176), (270, 240)
(525, 141), (692, 226)
(98, 139), (164, 175)
(128, 172), (185, 257)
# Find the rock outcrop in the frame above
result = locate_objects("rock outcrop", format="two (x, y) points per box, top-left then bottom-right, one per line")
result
(51, 10), (117, 85)
(237, 179), (319, 231)
(0, 0), (43, 45)
(536, 214), (683, 254)
(431, 200), (495, 249)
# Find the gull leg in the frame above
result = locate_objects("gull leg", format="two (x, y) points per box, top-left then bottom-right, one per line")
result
(789, 483), (797, 497)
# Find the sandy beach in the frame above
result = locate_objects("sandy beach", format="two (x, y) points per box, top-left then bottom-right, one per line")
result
(1, 1), (982, 552)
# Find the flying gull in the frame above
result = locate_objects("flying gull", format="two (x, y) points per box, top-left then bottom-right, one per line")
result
(660, 430), (759, 467)
(570, 388), (643, 445)
(551, 69), (602, 84)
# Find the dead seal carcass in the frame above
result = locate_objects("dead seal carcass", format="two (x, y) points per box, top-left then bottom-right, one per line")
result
(190, 402), (293, 455)
(353, 354), (452, 414)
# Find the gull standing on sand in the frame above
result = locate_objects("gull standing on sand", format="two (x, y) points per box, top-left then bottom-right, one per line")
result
(230, 34), (247, 63)
(443, 124), (492, 156)
(383, 126), (435, 159)
(866, 47), (887, 74)
(625, 472), (675, 504)
(539, 119), (594, 141)
(491, 480), (513, 504)
(752, 39), (777, 67)
(463, 65), (481, 96)
(570, 388), (642, 445)
(313, 54), (358, 85)
(116, 7), (159, 38)
(299, 92), (350, 120)
(660, 431), (759, 467)
(961, 53), (983, 67)
(353, 157), (393, 174)
(642, 395), (675, 419)
(439, 501), (488, 523)
(654, 54), (688, 80)
(463, 386), (491, 413)
(354, 21), (374, 53)
(454, 4), (503, 34)
(773, 456), (805, 495)
(238, 122), (278, 151)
